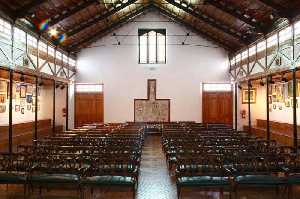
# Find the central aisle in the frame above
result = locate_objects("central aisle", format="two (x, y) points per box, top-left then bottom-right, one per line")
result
(137, 135), (177, 199)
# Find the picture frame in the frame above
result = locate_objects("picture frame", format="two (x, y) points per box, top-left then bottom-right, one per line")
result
(15, 105), (20, 112)
(0, 80), (7, 93)
(273, 104), (276, 110)
(0, 105), (6, 113)
(26, 94), (32, 103)
(242, 88), (256, 104)
(20, 85), (27, 98)
(21, 108), (24, 114)
(27, 104), (31, 111)
(0, 94), (6, 103)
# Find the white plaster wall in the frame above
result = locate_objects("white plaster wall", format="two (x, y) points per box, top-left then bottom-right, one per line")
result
(237, 83), (300, 130)
(76, 11), (230, 123)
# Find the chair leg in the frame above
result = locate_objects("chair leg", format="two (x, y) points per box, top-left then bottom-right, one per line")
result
(23, 184), (27, 199)
(39, 186), (42, 199)
(91, 187), (94, 199)
(220, 188), (224, 199)
(177, 185), (181, 199)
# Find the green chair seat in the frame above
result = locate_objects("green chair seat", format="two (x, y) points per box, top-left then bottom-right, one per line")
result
(178, 176), (230, 186)
(235, 175), (285, 186)
(81, 175), (135, 185)
(287, 175), (300, 185)
(30, 174), (79, 184)
(0, 173), (27, 184)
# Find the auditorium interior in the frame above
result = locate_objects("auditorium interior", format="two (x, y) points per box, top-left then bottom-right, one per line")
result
(1, 0), (300, 199)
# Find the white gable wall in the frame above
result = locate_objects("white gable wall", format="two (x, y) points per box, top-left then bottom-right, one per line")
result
(75, 11), (230, 123)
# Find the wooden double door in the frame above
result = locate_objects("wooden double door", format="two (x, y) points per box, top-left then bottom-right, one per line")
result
(75, 92), (104, 128)
(202, 91), (233, 126)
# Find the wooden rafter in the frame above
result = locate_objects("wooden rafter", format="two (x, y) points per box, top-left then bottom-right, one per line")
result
(205, 0), (263, 29)
(68, 4), (151, 51)
(66, 0), (139, 37)
(258, 0), (293, 19)
(163, 0), (247, 45)
(48, 0), (98, 27)
(16, 0), (49, 18)
(153, 5), (236, 53)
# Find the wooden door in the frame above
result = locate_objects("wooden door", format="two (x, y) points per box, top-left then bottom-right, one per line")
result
(75, 92), (104, 127)
(202, 91), (233, 126)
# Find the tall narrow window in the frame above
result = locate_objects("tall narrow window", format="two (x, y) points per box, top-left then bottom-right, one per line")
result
(138, 29), (166, 64)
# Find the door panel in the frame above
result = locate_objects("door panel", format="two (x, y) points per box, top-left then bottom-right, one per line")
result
(202, 91), (233, 125)
(75, 93), (104, 127)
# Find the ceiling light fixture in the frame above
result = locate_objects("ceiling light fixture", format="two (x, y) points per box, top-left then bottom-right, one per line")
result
(49, 28), (58, 37)
(259, 78), (265, 86)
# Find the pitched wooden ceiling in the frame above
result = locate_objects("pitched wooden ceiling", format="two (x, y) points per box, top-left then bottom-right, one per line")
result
(0, 0), (299, 55)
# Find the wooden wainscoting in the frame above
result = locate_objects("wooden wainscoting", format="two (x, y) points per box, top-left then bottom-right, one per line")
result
(0, 119), (63, 152)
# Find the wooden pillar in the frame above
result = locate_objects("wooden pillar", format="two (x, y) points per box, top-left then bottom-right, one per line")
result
(34, 76), (38, 143)
(292, 68), (298, 151)
(8, 69), (13, 154)
(248, 80), (251, 134)
(266, 76), (270, 140)
(235, 82), (238, 130)
(65, 84), (69, 130)
(52, 80), (56, 135)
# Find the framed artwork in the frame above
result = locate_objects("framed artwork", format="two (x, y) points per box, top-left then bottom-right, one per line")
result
(242, 88), (256, 104)
(285, 100), (291, 107)
(279, 104), (283, 110)
(0, 80), (7, 93)
(26, 85), (33, 94)
(15, 105), (20, 112)
(20, 99), (26, 107)
(32, 106), (35, 113)
(21, 108), (24, 114)
(0, 105), (6, 113)
(20, 85), (27, 98)
(0, 94), (6, 103)
(268, 95), (272, 104)
(27, 105), (31, 111)
(273, 104), (276, 110)
(7, 83), (16, 99)
(26, 94), (32, 103)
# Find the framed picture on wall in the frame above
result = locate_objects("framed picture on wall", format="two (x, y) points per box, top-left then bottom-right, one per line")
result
(20, 85), (27, 98)
(15, 105), (20, 112)
(0, 80), (6, 93)
(242, 88), (256, 104)
(0, 94), (6, 103)
(0, 105), (6, 113)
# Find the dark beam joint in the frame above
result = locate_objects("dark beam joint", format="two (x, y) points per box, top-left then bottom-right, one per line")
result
(153, 5), (235, 53)
(206, 0), (262, 29)
(48, 0), (98, 27)
(69, 4), (150, 51)
(17, 0), (49, 18)
(66, 0), (139, 37)
(258, 0), (292, 19)
(164, 0), (247, 45)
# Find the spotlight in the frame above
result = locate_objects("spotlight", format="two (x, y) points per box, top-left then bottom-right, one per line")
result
(38, 80), (44, 86)
(248, 81), (252, 88)
(55, 84), (60, 89)
(238, 84), (242, 89)
(60, 85), (65, 90)
(48, 28), (58, 37)
(182, 42), (185, 45)
(281, 74), (288, 83)
(20, 74), (25, 82)
(259, 78), (265, 86)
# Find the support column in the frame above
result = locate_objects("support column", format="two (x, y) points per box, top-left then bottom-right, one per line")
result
(8, 69), (13, 154)
(235, 82), (238, 130)
(266, 76), (270, 140)
(65, 84), (69, 130)
(52, 80), (56, 135)
(293, 68), (298, 151)
(248, 80), (251, 134)
(34, 76), (38, 143)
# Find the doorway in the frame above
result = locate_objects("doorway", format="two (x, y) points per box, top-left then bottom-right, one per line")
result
(202, 83), (233, 126)
(75, 84), (104, 127)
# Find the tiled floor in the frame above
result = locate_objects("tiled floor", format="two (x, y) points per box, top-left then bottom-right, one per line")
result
(1, 134), (300, 199)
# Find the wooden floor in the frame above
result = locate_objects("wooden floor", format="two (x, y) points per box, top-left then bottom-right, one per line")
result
(1, 134), (300, 199)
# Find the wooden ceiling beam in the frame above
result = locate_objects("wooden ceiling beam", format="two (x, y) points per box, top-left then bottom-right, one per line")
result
(66, 0), (139, 38)
(48, 0), (98, 27)
(205, 0), (262, 29)
(153, 5), (236, 53)
(68, 4), (151, 52)
(164, 0), (247, 45)
(16, 0), (49, 18)
(258, 0), (292, 19)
